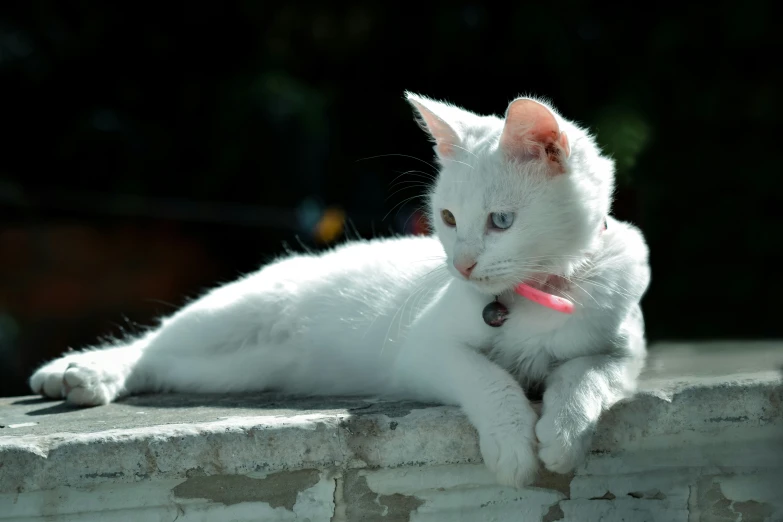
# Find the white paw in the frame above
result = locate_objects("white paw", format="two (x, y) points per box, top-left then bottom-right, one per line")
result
(30, 357), (71, 399)
(30, 355), (125, 406)
(480, 426), (539, 488)
(476, 400), (539, 488)
(535, 411), (591, 474)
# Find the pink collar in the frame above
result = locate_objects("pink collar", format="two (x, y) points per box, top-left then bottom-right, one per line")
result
(513, 218), (607, 314)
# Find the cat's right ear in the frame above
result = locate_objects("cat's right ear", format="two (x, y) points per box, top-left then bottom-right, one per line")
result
(499, 98), (570, 174)
(405, 92), (462, 158)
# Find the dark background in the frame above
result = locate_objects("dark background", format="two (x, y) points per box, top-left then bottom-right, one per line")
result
(1, 3), (780, 397)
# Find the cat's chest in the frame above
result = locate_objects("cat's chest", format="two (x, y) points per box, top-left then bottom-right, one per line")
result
(480, 293), (590, 380)
(495, 294), (571, 344)
(443, 284), (570, 353)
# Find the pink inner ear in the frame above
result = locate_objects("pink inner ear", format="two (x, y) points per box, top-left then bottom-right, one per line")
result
(409, 100), (460, 157)
(500, 99), (570, 173)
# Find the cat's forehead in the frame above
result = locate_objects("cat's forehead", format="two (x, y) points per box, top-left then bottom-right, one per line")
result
(435, 156), (541, 211)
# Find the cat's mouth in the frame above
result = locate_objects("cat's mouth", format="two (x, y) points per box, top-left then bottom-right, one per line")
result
(468, 273), (575, 314)
(468, 272), (569, 297)
(465, 275), (522, 296)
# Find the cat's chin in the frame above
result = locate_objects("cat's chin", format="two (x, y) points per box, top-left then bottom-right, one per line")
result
(468, 279), (516, 297)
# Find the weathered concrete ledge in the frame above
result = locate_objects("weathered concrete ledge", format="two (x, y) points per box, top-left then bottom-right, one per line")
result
(1, 341), (782, 521)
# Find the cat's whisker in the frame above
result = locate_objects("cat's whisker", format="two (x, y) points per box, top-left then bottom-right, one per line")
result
(441, 157), (474, 169)
(390, 169), (437, 183)
(385, 184), (431, 202)
(402, 205), (431, 231)
(514, 261), (633, 301)
(355, 153), (439, 174)
(413, 211), (431, 230)
(387, 183), (433, 198)
(521, 274), (584, 307)
(389, 176), (434, 188)
(556, 279), (595, 306)
(568, 259), (644, 290)
(578, 261), (647, 285)
(566, 275), (636, 299)
(387, 184), (428, 201)
(388, 170), (437, 189)
(445, 142), (479, 161)
(382, 194), (427, 222)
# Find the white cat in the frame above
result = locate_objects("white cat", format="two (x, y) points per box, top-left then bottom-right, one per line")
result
(30, 92), (650, 487)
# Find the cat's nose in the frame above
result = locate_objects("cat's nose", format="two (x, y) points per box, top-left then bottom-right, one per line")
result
(454, 259), (477, 279)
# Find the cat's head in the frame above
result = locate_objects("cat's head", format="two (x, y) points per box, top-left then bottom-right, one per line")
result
(407, 92), (614, 296)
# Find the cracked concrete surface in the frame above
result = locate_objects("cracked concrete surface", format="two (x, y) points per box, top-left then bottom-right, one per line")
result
(1, 341), (782, 521)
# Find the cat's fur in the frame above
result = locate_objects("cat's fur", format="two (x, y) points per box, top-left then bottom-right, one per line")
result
(30, 92), (650, 487)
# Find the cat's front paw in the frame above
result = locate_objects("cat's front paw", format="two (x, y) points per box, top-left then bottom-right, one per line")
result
(30, 355), (124, 406)
(477, 403), (539, 489)
(480, 427), (539, 488)
(535, 411), (592, 474)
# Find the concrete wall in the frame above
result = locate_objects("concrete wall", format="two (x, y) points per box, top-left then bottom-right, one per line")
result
(1, 341), (781, 521)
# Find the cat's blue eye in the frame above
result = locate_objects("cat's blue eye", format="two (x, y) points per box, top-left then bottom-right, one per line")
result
(489, 212), (515, 230)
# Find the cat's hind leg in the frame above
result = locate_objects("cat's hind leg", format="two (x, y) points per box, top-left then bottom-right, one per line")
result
(30, 271), (306, 405)
(30, 324), (299, 406)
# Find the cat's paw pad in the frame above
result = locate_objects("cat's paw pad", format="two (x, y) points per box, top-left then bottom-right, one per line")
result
(62, 363), (118, 406)
(480, 428), (539, 488)
(535, 413), (591, 474)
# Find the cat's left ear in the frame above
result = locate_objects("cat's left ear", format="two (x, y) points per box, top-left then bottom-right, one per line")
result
(499, 98), (570, 174)
(405, 92), (463, 159)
